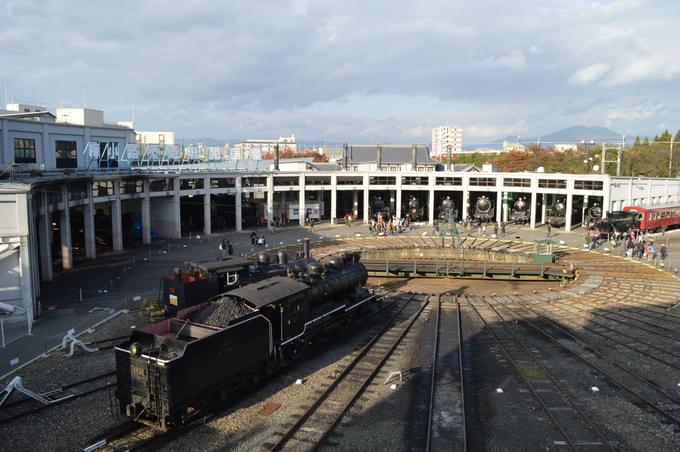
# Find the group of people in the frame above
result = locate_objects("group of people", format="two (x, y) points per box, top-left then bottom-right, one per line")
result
(219, 238), (234, 256)
(368, 214), (411, 236)
(456, 217), (506, 237)
(250, 231), (266, 247)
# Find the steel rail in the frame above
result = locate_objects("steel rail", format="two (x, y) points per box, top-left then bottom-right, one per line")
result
(268, 293), (426, 452)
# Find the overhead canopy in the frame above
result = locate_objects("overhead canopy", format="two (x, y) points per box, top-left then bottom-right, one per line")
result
(227, 276), (308, 308)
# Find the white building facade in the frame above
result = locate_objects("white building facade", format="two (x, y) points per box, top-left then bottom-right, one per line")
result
(432, 126), (463, 156)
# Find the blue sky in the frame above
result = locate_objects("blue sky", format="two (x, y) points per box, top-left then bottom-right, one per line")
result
(2, 0), (679, 144)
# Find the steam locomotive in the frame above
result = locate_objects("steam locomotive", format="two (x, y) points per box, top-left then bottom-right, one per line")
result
(510, 197), (530, 225)
(115, 251), (381, 430)
(407, 196), (424, 221)
(473, 195), (495, 223)
(584, 204), (603, 228)
(438, 196), (458, 222)
(546, 200), (567, 227)
(371, 196), (393, 222)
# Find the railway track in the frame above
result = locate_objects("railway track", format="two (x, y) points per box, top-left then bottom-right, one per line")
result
(490, 297), (680, 427)
(425, 294), (467, 452)
(465, 296), (614, 451)
(267, 293), (428, 451)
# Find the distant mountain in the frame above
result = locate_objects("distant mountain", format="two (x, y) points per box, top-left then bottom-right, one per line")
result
(539, 126), (622, 144)
(490, 126), (623, 147)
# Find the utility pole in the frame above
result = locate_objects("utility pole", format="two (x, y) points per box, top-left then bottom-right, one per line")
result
(670, 135), (675, 177)
(616, 135), (624, 177)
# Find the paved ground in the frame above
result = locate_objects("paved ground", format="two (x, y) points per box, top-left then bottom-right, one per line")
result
(1, 220), (678, 378)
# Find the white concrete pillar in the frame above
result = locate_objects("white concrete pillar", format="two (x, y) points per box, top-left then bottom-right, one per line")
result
(142, 179), (151, 244)
(496, 189), (503, 224)
(203, 176), (212, 236)
(462, 189), (470, 220)
(541, 194), (547, 224)
(502, 192), (509, 223)
(330, 175), (337, 224)
(235, 177), (243, 232)
(267, 175), (274, 231)
(602, 175), (611, 218)
(19, 235), (35, 332)
(38, 191), (53, 281)
(362, 174), (369, 224)
(84, 181), (96, 260)
(299, 175), (306, 226)
(352, 189), (359, 218)
(530, 192), (537, 229)
(112, 180), (123, 251)
(172, 178), (181, 239)
(395, 177), (402, 219)
(60, 185), (73, 270)
(565, 192), (573, 232)
(428, 188), (435, 225)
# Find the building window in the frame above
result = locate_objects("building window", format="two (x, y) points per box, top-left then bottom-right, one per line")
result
(242, 177), (267, 187)
(504, 178), (531, 187)
(211, 177), (236, 189)
(306, 176), (331, 185)
(574, 180), (603, 190)
(274, 177), (299, 186)
(369, 176), (396, 185)
(121, 179), (144, 194)
(150, 178), (174, 192)
(180, 178), (204, 190)
(538, 179), (567, 189)
(402, 176), (429, 185)
(436, 177), (462, 186)
(469, 177), (496, 187)
(55, 140), (78, 168)
(337, 176), (363, 185)
(14, 138), (36, 163)
(99, 141), (119, 168)
(93, 180), (114, 197)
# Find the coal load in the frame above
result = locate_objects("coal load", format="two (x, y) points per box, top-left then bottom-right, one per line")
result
(191, 296), (251, 327)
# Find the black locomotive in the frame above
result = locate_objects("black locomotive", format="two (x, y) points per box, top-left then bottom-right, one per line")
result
(473, 195), (495, 222)
(584, 204), (603, 228)
(438, 196), (458, 223)
(115, 251), (381, 430)
(371, 196), (393, 222)
(594, 210), (640, 236)
(510, 197), (530, 225)
(546, 200), (567, 227)
(407, 196), (424, 221)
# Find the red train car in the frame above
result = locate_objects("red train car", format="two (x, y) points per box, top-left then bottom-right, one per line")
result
(623, 204), (680, 232)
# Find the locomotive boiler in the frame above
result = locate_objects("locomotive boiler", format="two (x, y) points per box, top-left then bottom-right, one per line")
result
(115, 252), (381, 430)
(584, 204), (603, 228)
(438, 196), (458, 223)
(407, 195), (424, 221)
(546, 200), (567, 227)
(473, 195), (495, 223)
(371, 196), (392, 222)
(510, 197), (530, 225)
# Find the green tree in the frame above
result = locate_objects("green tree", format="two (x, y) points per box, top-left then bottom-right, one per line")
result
(643, 137), (650, 146)
(659, 129), (673, 143)
(634, 136), (641, 146)
(674, 129), (680, 144)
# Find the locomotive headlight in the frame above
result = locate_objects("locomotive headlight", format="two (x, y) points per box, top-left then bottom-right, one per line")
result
(130, 342), (141, 356)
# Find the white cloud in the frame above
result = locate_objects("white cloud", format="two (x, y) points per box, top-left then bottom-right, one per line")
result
(569, 63), (611, 86)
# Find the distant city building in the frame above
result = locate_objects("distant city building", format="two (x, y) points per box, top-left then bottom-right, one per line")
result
(232, 134), (297, 160)
(136, 131), (175, 145)
(469, 147), (503, 154)
(431, 126), (463, 156)
(502, 140), (526, 152)
(553, 143), (579, 152)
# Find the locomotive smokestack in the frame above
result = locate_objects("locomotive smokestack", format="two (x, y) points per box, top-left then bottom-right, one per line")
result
(274, 143), (280, 171)
(411, 144), (417, 170)
(277, 250), (288, 267)
(303, 238), (310, 259)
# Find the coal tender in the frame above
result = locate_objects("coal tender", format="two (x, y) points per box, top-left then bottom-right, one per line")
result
(115, 247), (382, 430)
